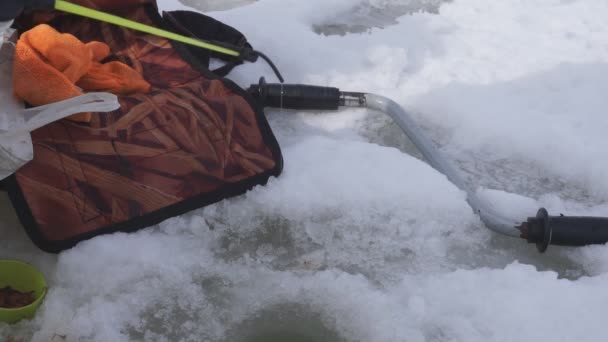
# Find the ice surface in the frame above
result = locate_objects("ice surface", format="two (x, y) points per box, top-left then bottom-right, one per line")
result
(3, 0), (608, 341)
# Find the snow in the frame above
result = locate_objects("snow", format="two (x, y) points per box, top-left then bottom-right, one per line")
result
(3, 0), (608, 341)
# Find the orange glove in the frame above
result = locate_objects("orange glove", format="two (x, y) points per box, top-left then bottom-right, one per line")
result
(13, 24), (150, 123)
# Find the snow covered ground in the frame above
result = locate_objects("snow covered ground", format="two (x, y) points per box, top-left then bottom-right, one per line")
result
(3, 0), (608, 341)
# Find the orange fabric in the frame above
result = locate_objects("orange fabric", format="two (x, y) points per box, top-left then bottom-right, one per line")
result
(77, 62), (152, 95)
(13, 24), (150, 123)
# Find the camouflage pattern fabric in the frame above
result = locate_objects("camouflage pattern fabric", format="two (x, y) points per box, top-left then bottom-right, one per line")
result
(6, 1), (282, 252)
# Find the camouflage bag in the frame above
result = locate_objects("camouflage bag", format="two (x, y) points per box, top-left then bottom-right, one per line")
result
(4, 0), (283, 252)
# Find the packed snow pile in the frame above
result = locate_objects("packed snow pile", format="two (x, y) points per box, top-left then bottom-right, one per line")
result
(2, 0), (608, 341)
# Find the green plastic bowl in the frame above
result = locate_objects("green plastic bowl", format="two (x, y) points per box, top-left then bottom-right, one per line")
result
(0, 260), (47, 324)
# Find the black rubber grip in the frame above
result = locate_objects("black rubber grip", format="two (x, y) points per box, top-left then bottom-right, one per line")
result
(248, 78), (341, 110)
(522, 208), (608, 252)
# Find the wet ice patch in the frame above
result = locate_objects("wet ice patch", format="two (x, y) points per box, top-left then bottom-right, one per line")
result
(312, 0), (449, 36)
(203, 136), (482, 278)
(216, 264), (608, 342)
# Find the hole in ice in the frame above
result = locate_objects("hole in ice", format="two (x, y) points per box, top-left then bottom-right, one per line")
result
(225, 303), (346, 342)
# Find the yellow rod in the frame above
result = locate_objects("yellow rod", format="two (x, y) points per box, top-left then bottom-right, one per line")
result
(54, 0), (241, 57)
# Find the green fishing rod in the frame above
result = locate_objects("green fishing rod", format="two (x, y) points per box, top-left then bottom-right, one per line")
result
(55, 0), (241, 57)
(54, 0), (284, 81)
(0, 0), (283, 81)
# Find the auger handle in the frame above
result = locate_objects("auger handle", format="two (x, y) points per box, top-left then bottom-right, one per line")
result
(248, 77), (341, 110)
(520, 208), (608, 252)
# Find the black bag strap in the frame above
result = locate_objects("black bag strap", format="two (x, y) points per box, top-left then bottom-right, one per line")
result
(162, 10), (252, 77)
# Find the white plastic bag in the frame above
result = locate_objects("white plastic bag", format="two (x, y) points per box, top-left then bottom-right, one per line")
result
(0, 29), (120, 180)
(0, 21), (11, 38)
